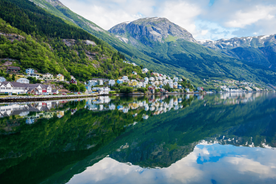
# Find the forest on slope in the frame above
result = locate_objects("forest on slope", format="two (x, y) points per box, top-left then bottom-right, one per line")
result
(0, 0), (143, 81)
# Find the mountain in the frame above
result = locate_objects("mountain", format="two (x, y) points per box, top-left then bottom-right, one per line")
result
(0, 0), (145, 82)
(199, 35), (276, 70)
(109, 18), (276, 86)
(27, 0), (276, 87)
(28, 0), (190, 81)
(109, 17), (197, 45)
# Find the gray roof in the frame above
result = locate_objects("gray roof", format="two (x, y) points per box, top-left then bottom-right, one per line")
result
(1, 82), (50, 89)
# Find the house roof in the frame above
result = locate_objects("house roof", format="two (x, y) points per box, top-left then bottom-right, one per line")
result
(1, 82), (50, 89)
(7, 66), (20, 69)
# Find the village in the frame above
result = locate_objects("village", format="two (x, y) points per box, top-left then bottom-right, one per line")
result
(0, 61), (200, 97)
(0, 61), (269, 98)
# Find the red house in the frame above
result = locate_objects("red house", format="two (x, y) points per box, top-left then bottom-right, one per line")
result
(70, 79), (77, 84)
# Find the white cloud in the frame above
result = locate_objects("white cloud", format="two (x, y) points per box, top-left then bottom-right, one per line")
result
(156, 1), (203, 34)
(59, 0), (276, 40)
(225, 6), (276, 28)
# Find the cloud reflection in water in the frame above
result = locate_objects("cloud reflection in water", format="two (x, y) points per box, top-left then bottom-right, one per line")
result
(67, 143), (276, 184)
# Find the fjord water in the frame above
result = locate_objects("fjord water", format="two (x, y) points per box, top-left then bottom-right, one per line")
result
(0, 93), (276, 184)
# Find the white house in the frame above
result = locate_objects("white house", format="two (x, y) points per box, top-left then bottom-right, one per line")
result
(169, 82), (174, 88)
(132, 63), (137, 66)
(0, 77), (6, 82)
(29, 73), (40, 79)
(149, 77), (155, 82)
(0, 82), (52, 95)
(92, 87), (110, 94)
(122, 76), (129, 82)
(142, 68), (148, 73)
(173, 77), (179, 82)
(26, 68), (35, 75)
(132, 71), (137, 75)
(43, 73), (54, 80)
(144, 77), (149, 83)
(98, 79), (103, 86)
(109, 80), (116, 86)
(16, 78), (29, 84)
(185, 88), (190, 92)
(173, 82), (178, 88)
(88, 80), (98, 86)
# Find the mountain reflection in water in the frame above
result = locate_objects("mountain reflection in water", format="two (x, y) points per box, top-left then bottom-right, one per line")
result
(0, 92), (275, 184)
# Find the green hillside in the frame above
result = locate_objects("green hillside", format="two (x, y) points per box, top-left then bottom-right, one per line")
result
(28, 0), (276, 87)
(0, 0), (144, 81)
(27, 0), (203, 83)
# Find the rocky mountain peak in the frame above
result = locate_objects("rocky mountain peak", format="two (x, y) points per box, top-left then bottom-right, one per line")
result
(109, 17), (196, 45)
(44, 0), (65, 7)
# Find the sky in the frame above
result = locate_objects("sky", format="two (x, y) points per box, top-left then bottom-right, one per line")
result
(59, 0), (276, 40)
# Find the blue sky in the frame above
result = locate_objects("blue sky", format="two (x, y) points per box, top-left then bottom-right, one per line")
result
(60, 0), (276, 40)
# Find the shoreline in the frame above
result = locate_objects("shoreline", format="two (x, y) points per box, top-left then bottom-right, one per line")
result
(0, 91), (265, 103)
(0, 92), (200, 103)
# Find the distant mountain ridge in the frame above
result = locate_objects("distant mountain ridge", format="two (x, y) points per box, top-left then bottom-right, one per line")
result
(198, 34), (276, 70)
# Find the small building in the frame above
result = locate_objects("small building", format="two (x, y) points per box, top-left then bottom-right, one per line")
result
(197, 87), (204, 91)
(56, 74), (64, 81)
(52, 89), (59, 95)
(117, 79), (124, 84)
(178, 84), (182, 89)
(128, 80), (138, 87)
(142, 68), (149, 73)
(122, 76), (128, 81)
(185, 88), (190, 92)
(149, 77), (155, 82)
(43, 73), (54, 80)
(132, 71), (137, 75)
(132, 63), (137, 66)
(168, 82), (174, 89)
(144, 77), (149, 83)
(70, 78), (77, 84)
(0, 77), (6, 83)
(173, 82), (178, 88)
(7, 66), (20, 73)
(26, 68), (35, 75)
(29, 73), (40, 79)
(16, 78), (29, 84)
(92, 87), (110, 95)
(88, 80), (98, 86)
(173, 77), (179, 82)
(98, 79), (103, 86)
(109, 80), (116, 86)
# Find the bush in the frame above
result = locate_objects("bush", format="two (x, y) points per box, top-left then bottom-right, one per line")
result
(120, 87), (133, 93)
(69, 84), (79, 92)
(137, 87), (147, 93)
(109, 91), (116, 94)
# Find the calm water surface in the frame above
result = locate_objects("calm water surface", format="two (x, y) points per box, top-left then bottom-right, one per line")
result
(0, 93), (276, 184)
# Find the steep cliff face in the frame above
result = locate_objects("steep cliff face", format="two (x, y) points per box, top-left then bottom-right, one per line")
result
(109, 17), (196, 46)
